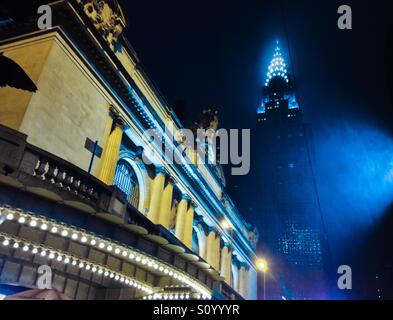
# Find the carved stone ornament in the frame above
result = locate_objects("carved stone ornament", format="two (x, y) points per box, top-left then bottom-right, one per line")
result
(77, 0), (127, 49)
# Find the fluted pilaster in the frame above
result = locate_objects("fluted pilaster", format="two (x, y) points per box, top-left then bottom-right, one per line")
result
(175, 195), (189, 241)
(220, 244), (232, 284)
(206, 228), (220, 271)
(147, 167), (166, 224)
(239, 264), (249, 299)
(158, 177), (174, 228)
(96, 109), (124, 185)
(183, 202), (195, 249)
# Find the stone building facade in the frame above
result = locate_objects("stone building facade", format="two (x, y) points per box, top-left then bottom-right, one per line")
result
(0, 0), (258, 300)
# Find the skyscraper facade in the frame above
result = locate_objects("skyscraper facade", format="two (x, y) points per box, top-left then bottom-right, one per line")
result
(254, 43), (328, 299)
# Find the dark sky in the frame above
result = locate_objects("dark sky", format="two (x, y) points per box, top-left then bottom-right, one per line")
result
(121, 0), (393, 298)
(122, 0), (392, 129)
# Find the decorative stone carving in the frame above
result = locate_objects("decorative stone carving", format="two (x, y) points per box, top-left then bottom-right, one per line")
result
(191, 108), (219, 133)
(77, 0), (127, 49)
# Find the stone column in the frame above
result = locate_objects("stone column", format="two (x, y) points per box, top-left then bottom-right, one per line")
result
(239, 264), (249, 299)
(175, 195), (189, 241)
(198, 230), (207, 259)
(206, 228), (220, 271)
(215, 235), (222, 272)
(195, 220), (207, 259)
(220, 244), (232, 285)
(183, 202), (195, 249)
(95, 106), (114, 178)
(248, 267), (258, 300)
(147, 167), (166, 224)
(232, 260), (240, 292)
(158, 177), (174, 228)
(97, 111), (124, 185)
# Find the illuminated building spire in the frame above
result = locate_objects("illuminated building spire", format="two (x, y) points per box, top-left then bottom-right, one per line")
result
(257, 40), (299, 116)
(265, 40), (289, 87)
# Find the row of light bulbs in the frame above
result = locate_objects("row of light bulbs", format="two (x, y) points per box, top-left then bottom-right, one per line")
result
(143, 292), (209, 300)
(0, 232), (153, 293)
(0, 205), (212, 298)
(265, 49), (289, 86)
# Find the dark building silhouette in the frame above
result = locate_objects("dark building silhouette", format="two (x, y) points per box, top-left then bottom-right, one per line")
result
(253, 42), (329, 299)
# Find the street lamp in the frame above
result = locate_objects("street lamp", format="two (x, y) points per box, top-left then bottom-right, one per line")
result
(256, 258), (268, 300)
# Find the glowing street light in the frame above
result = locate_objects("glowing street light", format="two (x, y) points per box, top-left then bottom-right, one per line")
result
(256, 258), (268, 300)
(256, 258), (268, 272)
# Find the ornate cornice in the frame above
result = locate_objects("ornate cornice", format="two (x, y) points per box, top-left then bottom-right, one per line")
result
(76, 0), (127, 49)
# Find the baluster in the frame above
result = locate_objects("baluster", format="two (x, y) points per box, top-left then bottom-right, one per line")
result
(79, 181), (88, 199)
(35, 158), (48, 179)
(72, 178), (80, 195)
(54, 166), (66, 187)
(63, 172), (73, 191)
(46, 161), (57, 184)
(86, 187), (94, 201)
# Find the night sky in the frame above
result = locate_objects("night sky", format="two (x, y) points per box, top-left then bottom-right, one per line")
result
(122, 0), (393, 298)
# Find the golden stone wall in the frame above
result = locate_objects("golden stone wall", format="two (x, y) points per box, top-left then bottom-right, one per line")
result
(0, 37), (53, 130)
(0, 34), (109, 175)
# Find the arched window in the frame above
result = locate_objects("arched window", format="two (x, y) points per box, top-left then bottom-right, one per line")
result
(114, 160), (139, 208)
